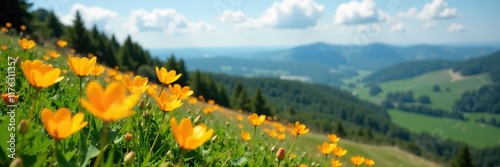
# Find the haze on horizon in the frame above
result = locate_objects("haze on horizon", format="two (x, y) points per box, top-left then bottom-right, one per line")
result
(30, 0), (500, 49)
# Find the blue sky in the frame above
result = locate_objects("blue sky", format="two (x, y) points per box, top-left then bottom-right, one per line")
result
(29, 0), (500, 49)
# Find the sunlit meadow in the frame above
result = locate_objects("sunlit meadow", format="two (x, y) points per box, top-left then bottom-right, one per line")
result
(0, 25), (376, 167)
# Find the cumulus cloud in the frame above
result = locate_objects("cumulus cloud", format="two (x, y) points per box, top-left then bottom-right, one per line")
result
(334, 0), (387, 25)
(424, 22), (435, 29)
(219, 10), (246, 23)
(391, 23), (406, 32)
(417, 0), (458, 20)
(446, 23), (464, 32)
(397, 7), (417, 19)
(59, 3), (118, 30)
(237, 0), (324, 29)
(124, 8), (216, 34)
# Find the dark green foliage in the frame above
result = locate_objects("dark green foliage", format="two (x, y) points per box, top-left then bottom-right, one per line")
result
(189, 70), (230, 107)
(386, 91), (414, 103)
(432, 84), (441, 92)
(452, 145), (474, 167)
(418, 95), (432, 104)
(397, 104), (464, 120)
(136, 65), (156, 82)
(230, 82), (251, 111)
(164, 55), (190, 86)
(363, 59), (456, 83)
(475, 117), (500, 128)
(453, 51), (500, 82)
(65, 11), (90, 54)
(453, 84), (500, 114)
(369, 85), (382, 96)
(250, 88), (271, 116)
(0, 0), (33, 33)
(380, 100), (394, 109)
(334, 122), (347, 137)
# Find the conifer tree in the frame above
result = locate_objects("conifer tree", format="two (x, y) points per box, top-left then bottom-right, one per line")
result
(452, 145), (474, 167)
(250, 88), (271, 116)
(46, 11), (64, 38)
(67, 11), (90, 54)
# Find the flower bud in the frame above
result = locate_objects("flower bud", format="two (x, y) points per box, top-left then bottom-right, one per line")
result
(194, 115), (202, 124)
(276, 148), (285, 161)
(138, 100), (146, 110)
(18, 120), (29, 134)
(9, 158), (23, 167)
(226, 121), (230, 127)
(271, 145), (276, 152)
(211, 135), (218, 142)
(124, 151), (135, 165)
(125, 133), (132, 142)
(142, 113), (150, 119)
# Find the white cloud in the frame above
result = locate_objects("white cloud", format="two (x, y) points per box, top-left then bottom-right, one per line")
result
(59, 4), (118, 30)
(424, 22), (435, 29)
(124, 8), (216, 34)
(391, 23), (406, 32)
(397, 7), (417, 19)
(417, 0), (458, 20)
(446, 23), (464, 32)
(237, 0), (324, 29)
(219, 10), (246, 23)
(334, 0), (387, 25)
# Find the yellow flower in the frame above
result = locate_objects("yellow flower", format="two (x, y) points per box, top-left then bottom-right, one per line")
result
(1, 27), (7, 33)
(48, 50), (60, 59)
(21, 59), (64, 89)
(290, 153), (296, 159)
(365, 158), (375, 166)
(92, 65), (105, 76)
(20, 25), (26, 31)
(332, 146), (347, 157)
(187, 97), (198, 104)
(1, 45), (7, 50)
(41, 108), (88, 140)
(268, 130), (278, 138)
(292, 121), (309, 136)
(147, 84), (158, 96)
(2, 93), (19, 105)
(168, 84), (193, 100)
(241, 131), (251, 141)
(6, 22), (12, 28)
(248, 113), (266, 127)
(68, 55), (97, 77)
(203, 107), (214, 114)
(57, 40), (68, 48)
(317, 142), (336, 155)
(153, 90), (183, 113)
(299, 164), (307, 167)
(236, 115), (243, 121)
(42, 55), (50, 61)
(238, 124), (244, 129)
(277, 133), (286, 141)
(114, 73), (123, 81)
(18, 38), (36, 50)
(351, 156), (365, 166)
(170, 117), (214, 151)
(80, 81), (140, 123)
(328, 134), (340, 143)
(155, 67), (181, 85)
(331, 159), (342, 167)
(121, 75), (150, 94)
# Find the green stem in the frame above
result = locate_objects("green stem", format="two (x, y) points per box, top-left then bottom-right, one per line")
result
(147, 112), (167, 156)
(251, 126), (257, 166)
(52, 140), (59, 166)
(27, 89), (40, 123)
(325, 154), (328, 166)
(93, 122), (109, 167)
(18, 134), (24, 157)
(177, 149), (187, 167)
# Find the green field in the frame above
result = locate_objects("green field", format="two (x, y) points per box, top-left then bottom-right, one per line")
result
(388, 109), (500, 148)
(351, 69), (491, 110)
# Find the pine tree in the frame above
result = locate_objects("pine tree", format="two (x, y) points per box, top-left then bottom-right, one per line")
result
(452, 145), (474, 167)
(231, 82), (244, 109)
(166, 55), (177, 70)
(67, 11), (90, 54)
(335, 122), (347, 137)
(46, 11), (64, 38)
(190, 70), (207, 98)
(250, 88), (271, 116)
(216, 84), (230, 107)
(116, 36), (136, 71)
(176, 59), (189, 86)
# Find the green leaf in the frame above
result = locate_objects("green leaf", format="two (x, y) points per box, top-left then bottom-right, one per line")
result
(231, 157), (248, 166)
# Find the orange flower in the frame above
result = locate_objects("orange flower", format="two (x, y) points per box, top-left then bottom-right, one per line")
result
(170, 117), (214, 151)
(1, 45), (7, 50)
(92, 65), (105, 76)
(248, 113), (265, 127)
(20, 25), (26, 31)
(187, 97), (198, 104)
(153, 90), (183, 113)
(241, 131), (251, 141)
(18, 38), (36, 50)
(2, 93), (18, 105)
(68, 55), (96, 77)
(277, 133), (286, 141)
(41, 108), (88, 140)
(331, 159), (342, 167)
(48, 50), (60, 59)
(292, 121), (309, 136)
(203, 107), (214, 114)
(299, 164), (307, 167)
(365, 158), (375, 166)
(42, 55), (50, 61)
(168, 84), (193, 100)
(6, 22), (12, 28)
(328, 134), (340, 143)
(21, 60), (64, 89)
(317, 142), (336, 155)
(155, 67), (181, 85)
(332, 146), (347, 157)
(236, 115), (243, 121)
(1, 27), (7, 33)
(57, 40), (68, 48)
(121, 75), (150, 94)
(268, 130), (278, 138)
(351, 156), (365, 166)
(276, 148), (285, 160)
(147, 84), (159, 96)
(80, 81), (140, 122)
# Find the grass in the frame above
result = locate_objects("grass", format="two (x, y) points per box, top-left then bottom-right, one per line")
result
(0, 33), (442, 166)
(388, 109), (500, 148)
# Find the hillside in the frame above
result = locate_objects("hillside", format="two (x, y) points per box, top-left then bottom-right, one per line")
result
(362, 59), (457, 84)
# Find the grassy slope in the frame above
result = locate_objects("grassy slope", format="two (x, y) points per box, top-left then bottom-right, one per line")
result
(342, 69), (499, 148)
